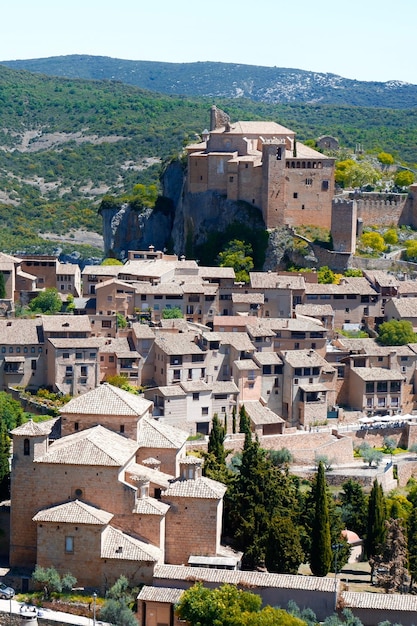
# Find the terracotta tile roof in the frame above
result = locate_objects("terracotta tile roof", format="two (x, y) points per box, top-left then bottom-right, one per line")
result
(122, 259), (177, 278)
(82, 265), (121, 276)
(249, 273), (305, 290)
(131, 323), (155, 339)
(342, 591), (417, 611)
(363, 270), (400, 288)
(198, 266), (235, 279)
(41, 315), (92, 333)
(244, 401), (284, 425)
(398, 280), (417, 295)
(295, 303), (334, 316)
(164, 476), (227, 499)
(386, 296), (417, 318)
(127, 463), (173, 488)
(147, 386), (186, 398)
(137, 585), (184, 604)
(233, 359), (260, 371)
(0, 318), (44, 344)
(204, 331), (255, 352)
(158, 319), (190, 331)
(212, 381), (239, 394)
(305, 277), (377, 296)
(33, 499), (113, 524)
(253, 352), (283, 365)
(180, 455), (202, 465)
(153, 564), (335, 591)
(134, 497), (170, 515)
(351, 366), (404, 381)
(269, 317), (324, 332)
(282, 349), (333, 369)
(11, 418), (58, 437)
(212, 120), (295, 136)
(154, 334), (204, 356)
(101, 526), (162, 562)
(232, 292), (264, 304)
(336, 337), (414, 357)
(180, 381), (211, 393)
(35, 425), (138, 466)
(61, 383), (152, 416)
(138, 418), (188, 449)
(48, 337), (103, 349)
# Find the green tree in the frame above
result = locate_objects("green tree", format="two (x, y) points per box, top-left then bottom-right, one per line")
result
(318, 266), (336, 284)
(100, 575), (137, 626)
(394, 169), (414, 188)
(28, 288), (62, 314)
(203, 414), (229, 482)
(268, 448), (294, 467)
(377, 319), (417, 346)
(0, 424), (11, 499)
(225, 435), (300, 569)
(104, 374), (139, 394)
(61, 572), (77, 593)
(360, 231), (386, 254)
(339, 479), (368, 537)
(176, 583), (304, 626)
(404, 239), (417, 261)
(358, 442), (383, 467)
(0, 273), (6, 299)
(377, 152), (395, 167)
(371, 518), (409, 593)
(232, 405), (237, 434)
(162, 306), (183, 319)
(265, 515), (304, 574)
(239, 404), (251, 436)
(366, 479), (386, 578)
(335, 159), (381, 189)
(32, 565), (62, 598)
(116, 312), (127, 328)
(383, 229), (398, 245)
(101, 257), (123, 265)
(310, 461), (332, 576)
(344, 268), (363, 277)
(407, 505), (417, 589)
(218, 239), (254, 283)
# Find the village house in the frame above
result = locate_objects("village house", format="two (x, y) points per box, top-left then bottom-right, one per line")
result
(9, 384), (229, 593)
(0, 318), (45, 391)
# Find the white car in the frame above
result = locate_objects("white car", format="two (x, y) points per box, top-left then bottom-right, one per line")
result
(0, 582), (15, 600)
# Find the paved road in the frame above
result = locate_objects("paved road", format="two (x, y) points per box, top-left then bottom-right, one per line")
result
(0, 597), (109, 625)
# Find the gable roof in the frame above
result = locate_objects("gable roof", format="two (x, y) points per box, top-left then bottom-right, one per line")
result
(35, 425), (138, 466)
(33, 499), (113, 525)
(0, 318), (44, 345)
(101, 526), (161, 562)
(11, 418), (58, 437)
(61, 383), (152, 416)
(138, 418), (188, 450)
(164, 476), (227, 499)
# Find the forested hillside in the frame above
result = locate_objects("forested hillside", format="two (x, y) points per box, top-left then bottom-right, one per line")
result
(3, 55), (417, 109)
(0, 64), (416, 258)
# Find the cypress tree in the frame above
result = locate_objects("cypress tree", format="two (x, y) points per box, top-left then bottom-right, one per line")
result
(0, 273), (5, 299)
(239, 404), (251, 437)
(232, 406), (237, 434)
(408, 506), (417, 590)
(366, 478), (386, 581)
(0, 423), (10, 499)
(310, 461), (332, 576)
(206, 413), (225, 466)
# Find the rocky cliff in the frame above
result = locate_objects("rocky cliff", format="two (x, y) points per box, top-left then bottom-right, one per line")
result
(100, 159), (267, 260)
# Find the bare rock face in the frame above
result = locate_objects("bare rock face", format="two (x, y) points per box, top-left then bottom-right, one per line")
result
(101, 158), (266, 259)
(101, 203), (172, 259)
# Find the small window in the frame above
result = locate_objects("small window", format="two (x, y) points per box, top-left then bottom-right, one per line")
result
(120, 425), (125, 434)
(65, 536), (74, 553)
(193, 392), (199, 401)
(202, 407), (209, 416)
(63, 352), (70, 359)
(31, 360), (37, 371)
(75, 353), (82, 359)
(24, 438), (30, 456)
(305, 178), (313, 186)
(109, 355), (115, 363)
(293, 192), (298, 199)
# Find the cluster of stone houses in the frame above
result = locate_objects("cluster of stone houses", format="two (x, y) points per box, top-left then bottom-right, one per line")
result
(2, 250), (417, 434)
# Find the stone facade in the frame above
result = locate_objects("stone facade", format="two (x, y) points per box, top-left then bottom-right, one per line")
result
(187, 108), (335, 231)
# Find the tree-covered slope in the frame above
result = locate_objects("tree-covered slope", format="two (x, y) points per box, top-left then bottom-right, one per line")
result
(0, 64), (416, 257)
(3, 55), (417, 109)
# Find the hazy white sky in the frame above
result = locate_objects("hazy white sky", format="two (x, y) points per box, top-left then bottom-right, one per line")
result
(1, 0), (416, 84)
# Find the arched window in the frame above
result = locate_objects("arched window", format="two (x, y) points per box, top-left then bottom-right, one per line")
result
(23, 439), (30, 456)
(276, 147), (282, 160)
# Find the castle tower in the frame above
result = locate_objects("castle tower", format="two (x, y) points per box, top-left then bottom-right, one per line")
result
(261, 139), (288, 228)
(331, 197), (358, 253)
(9, 419), (57, 567)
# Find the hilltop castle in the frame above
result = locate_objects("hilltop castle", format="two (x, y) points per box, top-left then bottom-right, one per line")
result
(186, 105), (335, 230)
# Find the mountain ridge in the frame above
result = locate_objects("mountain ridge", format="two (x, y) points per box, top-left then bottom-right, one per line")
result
(2, 55), (417, 109)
